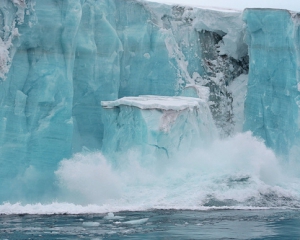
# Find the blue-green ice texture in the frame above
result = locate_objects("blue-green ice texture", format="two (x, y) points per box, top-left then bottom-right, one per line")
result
(0, 0), (247, 202)
(101, 95), (217, 164)
(243, 9), (300, 157)
(0, 1), (300, 213)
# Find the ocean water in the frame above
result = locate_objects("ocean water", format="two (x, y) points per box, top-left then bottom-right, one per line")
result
(1, 133), (300, 239)
(1, 209), (300, 239)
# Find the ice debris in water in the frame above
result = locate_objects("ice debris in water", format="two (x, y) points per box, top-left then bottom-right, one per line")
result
(123, 218), (149, 225)
(82, 222), (100, 227)
(104, 212), (124, 220)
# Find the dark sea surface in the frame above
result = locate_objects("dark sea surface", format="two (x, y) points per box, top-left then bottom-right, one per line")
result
(1, 209), (300, 239)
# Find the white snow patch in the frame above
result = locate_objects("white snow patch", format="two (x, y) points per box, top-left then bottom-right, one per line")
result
(192, 9), (247, 59)
(144, 0), (241, 13)
(101, 95), (206, 111)
(123, 218), (149, 225)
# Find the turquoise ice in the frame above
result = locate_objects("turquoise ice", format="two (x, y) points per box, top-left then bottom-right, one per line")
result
(101, 95), (217, 163)
(243, 9), (300, 156)
(0, 0), (248, 201)
(1, 0), (299, 203)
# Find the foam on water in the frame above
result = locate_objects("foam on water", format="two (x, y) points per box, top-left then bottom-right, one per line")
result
(0, 132), (300, 215)
(0, 202), (283, 215)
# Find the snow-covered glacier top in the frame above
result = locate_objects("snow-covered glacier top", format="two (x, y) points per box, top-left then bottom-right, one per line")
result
(144, 0), (241, 12)
(101, 96), (205, 110)
(145, 0), (300, 12)
(143, 0), (247, 59)
(0, 0), (247, 81)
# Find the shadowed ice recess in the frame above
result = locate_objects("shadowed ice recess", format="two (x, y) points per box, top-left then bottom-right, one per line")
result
(0, 0), (300, 214)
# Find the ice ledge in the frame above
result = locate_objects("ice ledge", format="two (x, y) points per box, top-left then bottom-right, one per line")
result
(101, 95), (218, 161)
(101, 96), (205, 111)
(244, 8), (299, 15)
(143, 0), (241, 13)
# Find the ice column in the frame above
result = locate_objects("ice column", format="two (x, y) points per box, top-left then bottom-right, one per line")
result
(101, 96), (217, 163)
(243, 9), (300, 156)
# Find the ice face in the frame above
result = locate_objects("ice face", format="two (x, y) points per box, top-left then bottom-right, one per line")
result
(0, 0), (75, 200)
(0, 0), (27, 80)
(0, 0), (248, 201)
(0, 0), (300, 207)
(243, 9), (300, 156)
(101, 96), (217, 163)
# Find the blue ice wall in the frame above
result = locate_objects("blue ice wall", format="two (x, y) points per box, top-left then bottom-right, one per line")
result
(114, 2), (248, 135)
(0, 0), (247, 201)
(72, 0), (122, 152)
(115, 1), (179, 97)
(0, 0), (75, 199)
(101, 96), (217, 164)
(0, 0), (124, 200)
(243, 9), (300, 156)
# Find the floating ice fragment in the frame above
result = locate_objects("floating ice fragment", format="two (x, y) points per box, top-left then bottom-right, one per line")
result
(123, 218), (149, 225)
(82, 222), (100, 227)
(104, 212), (124, 220)
(106, 212), (114, 218)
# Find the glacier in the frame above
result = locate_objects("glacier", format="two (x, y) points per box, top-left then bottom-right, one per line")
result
(243, 9), (300, 157)
(0, 0), (299, 205)
(101, 95), (217, 162)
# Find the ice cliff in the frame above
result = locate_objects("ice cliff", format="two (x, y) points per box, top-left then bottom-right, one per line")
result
(243, 9), (300, 157)
(101, 95), (217, 163)
(0, 0), (249, 200)
(0, 0), (299, 201)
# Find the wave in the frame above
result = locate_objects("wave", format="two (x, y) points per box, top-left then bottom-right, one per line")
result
(1, 132), (300, 214)
(0, 202), (294, 215)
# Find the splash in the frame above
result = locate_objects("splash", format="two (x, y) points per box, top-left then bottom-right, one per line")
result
(1, 132), (299, 215)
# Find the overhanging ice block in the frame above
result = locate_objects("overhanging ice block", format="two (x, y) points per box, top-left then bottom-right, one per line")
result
(101, 96), (217, 161)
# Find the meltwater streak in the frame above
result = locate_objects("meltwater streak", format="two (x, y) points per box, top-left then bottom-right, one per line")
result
(1, 132), (300, 215)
